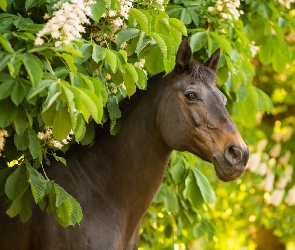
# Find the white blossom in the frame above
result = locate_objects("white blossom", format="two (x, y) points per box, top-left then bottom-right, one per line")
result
(35, 0), (94, 47)
(134, 58), (145, 69)
(278, 0), (295, 9)
(34, 37), (44, 46)
(270, 189), (285, 206)
(269, 144), (281, 158)
(247, 152), (261, 172)
(279, 151), (291, 165)
(207, 0), (242, 20)
(249, 41), (259, 57)
(257, 139), (268, 152)
(285, 185), (295, 206)
(0, 129), (8, 156)
(260, 173), (275, 192)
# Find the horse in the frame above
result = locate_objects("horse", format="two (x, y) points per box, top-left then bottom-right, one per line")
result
(0, 37), (249, 249)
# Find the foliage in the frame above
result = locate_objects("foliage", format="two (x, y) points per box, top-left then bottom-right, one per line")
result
(139, 0), (295, 249)
(1, 0), (295, 249)
(0, 0), (186, 227)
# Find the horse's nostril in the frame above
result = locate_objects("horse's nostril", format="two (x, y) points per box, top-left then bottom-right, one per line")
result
(225, 145), (243, 165)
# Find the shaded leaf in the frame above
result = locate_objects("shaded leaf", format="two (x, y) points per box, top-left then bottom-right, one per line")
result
(28, 128), (41, 159)
(193, 168), (216, 204)
(116, 28), (140, 47)
(52, 107), (72, 141)
(5, 164), (28, 200)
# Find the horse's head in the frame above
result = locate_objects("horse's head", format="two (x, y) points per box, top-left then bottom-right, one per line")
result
(157, 38), (249, 182)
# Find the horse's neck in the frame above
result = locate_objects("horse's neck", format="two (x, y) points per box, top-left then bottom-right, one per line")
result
(99, 83), (172, 238)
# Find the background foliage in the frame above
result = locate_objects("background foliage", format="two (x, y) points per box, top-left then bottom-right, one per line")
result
(0, 0), (295, 249)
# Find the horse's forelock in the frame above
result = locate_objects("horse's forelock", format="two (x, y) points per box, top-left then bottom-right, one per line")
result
(189, 62), (217, 84)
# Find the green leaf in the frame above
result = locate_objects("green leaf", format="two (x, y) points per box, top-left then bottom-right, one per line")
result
(150, 32), (167, 59)
(165, 187), (179, 213)
(23, 24), (45, 32)
(0, 98), (17, 128)
(27, 165), (51, 202)
(123, 68), (136, 97)
(68, 196), (83, 225)
(116, 28), (140, 47)
(74, 114), (86, 142)
(193, 168), (216, 204)
(183, 171), (203, 210)
(42, 102), (56, 126)
(169, 158), (186, 184)
(126, 63), (138, 83)
(61, 53), (77, 75)
(105, 50), (117, 73)
(14, 129), (29, 151)
(80, 89), (103, 123)
(28, 128), (41, 159)
(134, 67), (147, 89)
(52, 107), (72, 141)
(80, 122), (95, 145)
(210, 32), (232, 56)
(135, 33), (152, 54)
(13, 107), (29, 135)
(0, 167), (16, 195)
(8, 56), (22, 77)
(107, 96), (121, 120)
(0, 34), (14, 53)
(5, 164), (28, 200)
(19, 53), (43, 87)
(169, 18), (187, 36)
(154, 12), (170, 35)
(258, 37), (273, 65)
(54, 184), (69, 207)
(129, 8), (149, 33)
(0, 0), (7, 11)
(180, 8), (192, 25)
(90, 0), (105, 22)
(11, 80), (26, 106)
(92, 44), (106, 63)
(0, 79), (15, 100)
(27, 79), (54, 99)
(19, 189), (32, 223)
(0, 53), (12, 71)
(190, 32), (207, 52)
(53, 153), (67, 166)
(54, 199), (72, 227)
(145, 45), (164, 75)
(42, 82), (61, 112)
(6, 197), (22, 217)
(25, 0), (46, 10)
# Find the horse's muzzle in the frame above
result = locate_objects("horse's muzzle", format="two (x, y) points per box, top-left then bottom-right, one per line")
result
(213, 144), (249, 182)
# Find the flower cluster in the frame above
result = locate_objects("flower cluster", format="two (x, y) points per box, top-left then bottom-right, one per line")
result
(278, 0), (295, 9)
(35, 0), (94, 47)
(247, 137), (295, 207)
(0, 129), (8, 156)
(208, 0), (243, 20)
(93, 0), (133, 47)
(38, 127), (73, 150)
(249, 41), (259, 57)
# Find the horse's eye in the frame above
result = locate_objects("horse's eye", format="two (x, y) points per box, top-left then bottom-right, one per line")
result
(185, 92), (198, 101)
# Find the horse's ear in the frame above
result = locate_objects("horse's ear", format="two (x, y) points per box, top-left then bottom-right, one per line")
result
(175, 37), (192, 74)
(205, 48), (220, 72)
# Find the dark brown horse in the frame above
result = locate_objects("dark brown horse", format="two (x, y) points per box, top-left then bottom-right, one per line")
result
(0, 38), (249, 249)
